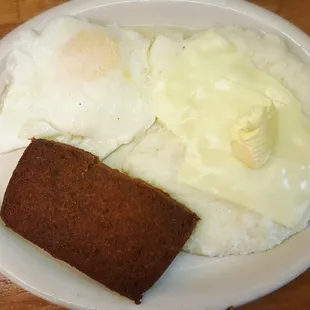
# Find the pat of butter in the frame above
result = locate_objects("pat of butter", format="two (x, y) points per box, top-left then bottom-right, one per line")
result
(231, 101), (277, 169)
(151, 31), (310, 227)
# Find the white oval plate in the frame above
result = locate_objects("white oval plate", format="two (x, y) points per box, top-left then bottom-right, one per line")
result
(0, 1), (310, 310)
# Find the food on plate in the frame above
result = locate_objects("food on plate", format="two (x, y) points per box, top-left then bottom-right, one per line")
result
(149, 29), (310, 228)
(0, 17), (310, 263)
(0, 17), (154, 158)
(0, 139), (199, 304)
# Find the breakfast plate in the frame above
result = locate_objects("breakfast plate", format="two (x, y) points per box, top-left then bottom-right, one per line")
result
(0, 1), (310, 310)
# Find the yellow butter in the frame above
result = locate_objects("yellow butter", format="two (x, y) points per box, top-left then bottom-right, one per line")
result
(231, 101), (277, 169)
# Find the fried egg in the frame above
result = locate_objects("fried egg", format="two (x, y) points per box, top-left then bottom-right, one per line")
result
(0, 17), (154, 158)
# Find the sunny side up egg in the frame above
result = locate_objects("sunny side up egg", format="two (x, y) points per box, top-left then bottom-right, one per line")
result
(0, 17), (154, 158)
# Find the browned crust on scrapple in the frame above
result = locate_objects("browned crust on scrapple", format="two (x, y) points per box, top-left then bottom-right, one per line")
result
(0, 139), (199, 304)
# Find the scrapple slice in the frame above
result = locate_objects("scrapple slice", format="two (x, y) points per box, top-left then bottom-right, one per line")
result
(1, 139), (199, 304)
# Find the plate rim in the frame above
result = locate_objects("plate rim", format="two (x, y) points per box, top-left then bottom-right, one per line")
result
(0, 0), (309, 309)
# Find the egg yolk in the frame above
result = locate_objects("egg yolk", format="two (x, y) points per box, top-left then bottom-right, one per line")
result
(61, 28), (119, 81)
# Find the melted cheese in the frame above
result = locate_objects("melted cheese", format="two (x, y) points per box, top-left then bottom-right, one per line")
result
(151, 31), (310, 227)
